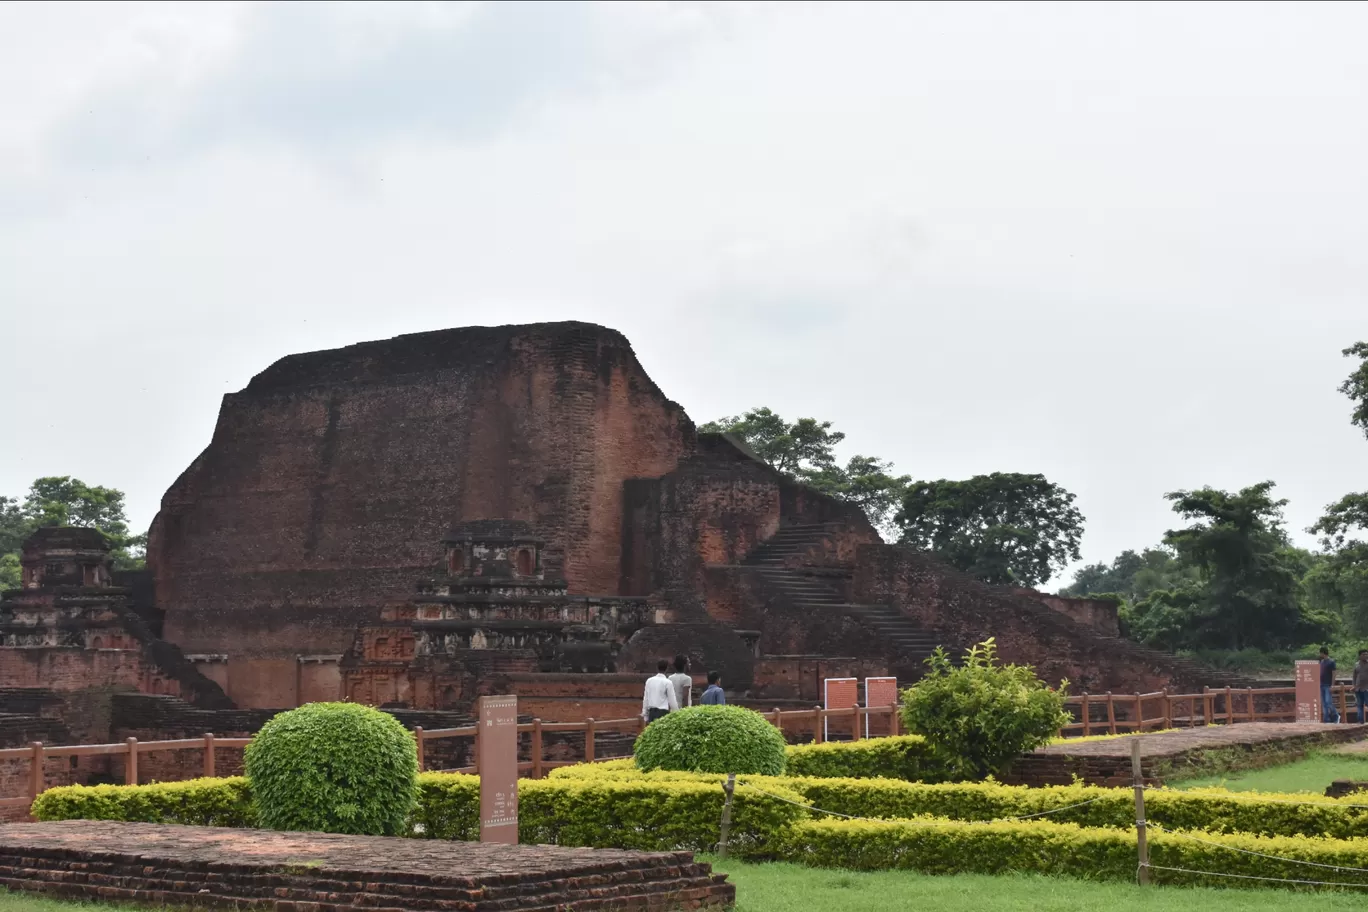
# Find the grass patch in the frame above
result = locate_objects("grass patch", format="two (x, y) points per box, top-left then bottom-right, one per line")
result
(0, 893), (138, 912)
(1174, 751), (1368, 793)
(707, 858), (1368, 911)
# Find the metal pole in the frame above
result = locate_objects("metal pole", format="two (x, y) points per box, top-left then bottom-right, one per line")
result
(718, 773), (737, 859)
(1131, 737), (1150, 885)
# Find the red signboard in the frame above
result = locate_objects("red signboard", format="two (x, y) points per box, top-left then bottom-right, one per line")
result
(1295, 660), (1320, 723)
(824, 677), (858, 741)
(864, 677), (899, 738)
(478, 695), (518, 844)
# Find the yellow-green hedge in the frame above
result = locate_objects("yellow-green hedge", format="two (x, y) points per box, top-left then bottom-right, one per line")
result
(781, 816), (1368, 889)
(29, 777), (256, 828)
(547, 762), (1368, 840)
(785, 735), (935, 781)
(35, 771), (806, 859)
(413, 772), (805, 855)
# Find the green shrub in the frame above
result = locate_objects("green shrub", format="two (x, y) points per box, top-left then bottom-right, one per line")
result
(901, 638), (1068, 780)
(30, 777), (256, 828)
(244, 702), (418, 836)
(786, 735), (936, 781)
(778, 816), (1368, 889)
(413, 771), (807, 857)
(634, 705), (787, 776)
(545, 762), (1368, 841)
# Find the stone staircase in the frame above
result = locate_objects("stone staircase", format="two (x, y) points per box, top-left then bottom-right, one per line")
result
(743, 524), (952, 678)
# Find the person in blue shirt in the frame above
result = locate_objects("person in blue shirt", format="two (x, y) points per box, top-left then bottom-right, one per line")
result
(1321, 647), (1342, 723)
(700, 671), (725, 705)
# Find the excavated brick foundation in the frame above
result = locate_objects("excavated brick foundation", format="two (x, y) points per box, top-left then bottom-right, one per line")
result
(0, 821), (734, 911)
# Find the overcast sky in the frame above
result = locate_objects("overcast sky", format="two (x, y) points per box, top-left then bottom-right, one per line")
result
(2, 1), (1365, 589)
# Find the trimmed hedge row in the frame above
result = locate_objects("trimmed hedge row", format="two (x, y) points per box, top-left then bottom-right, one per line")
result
(785, 736), (935, 781)
(782, 816), (1368, 890)
(547, 762), (1368, 840)
(33, 772), (807, 860)
(28, 777), (256, 829)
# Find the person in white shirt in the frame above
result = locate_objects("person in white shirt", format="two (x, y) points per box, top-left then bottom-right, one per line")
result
(642, 659), (680, 723)
(668, 654), (693, 709)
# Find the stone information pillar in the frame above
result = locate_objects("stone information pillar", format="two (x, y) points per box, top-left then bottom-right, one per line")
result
(824, 677), (858, 742)
(1295, 660), (1320, 723)
(478, 694), (519, 844)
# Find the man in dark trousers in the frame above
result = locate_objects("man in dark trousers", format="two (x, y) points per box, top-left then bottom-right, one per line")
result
(1321, 647), (1342, 723)
(1354, 650), (1368, 724)
(642, 659), (679, 723)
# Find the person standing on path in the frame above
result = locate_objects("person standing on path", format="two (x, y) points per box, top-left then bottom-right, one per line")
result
(700, 671), (726, 705)
(642, 659), (679, 723)
(1321, 646), (1342, 723)
(668, 654), (693, 710)
(1354, 650), (1368, 724)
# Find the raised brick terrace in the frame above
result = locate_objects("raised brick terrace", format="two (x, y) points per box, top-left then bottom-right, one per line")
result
(0, 820), (734, 911)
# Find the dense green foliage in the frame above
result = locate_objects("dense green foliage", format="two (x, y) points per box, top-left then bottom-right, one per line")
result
(0, 477), (145, 588)
(244, 702), (418, 836)
(634, 705), (788, 776)
(895, 474), (1084, 587)
(698, 407), (910, 534)
(778, 816), (1368, 888)
(899, 639), (1068, 780)
(785, 735), (934, 781)
(29, 777), (256, 828)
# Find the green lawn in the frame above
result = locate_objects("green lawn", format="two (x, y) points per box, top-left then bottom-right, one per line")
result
(709, 860), (1368, 911)
(1173, 751), (1368, 793)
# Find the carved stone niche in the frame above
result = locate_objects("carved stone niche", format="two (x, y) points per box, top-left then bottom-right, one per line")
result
(441, 520), (545, 580)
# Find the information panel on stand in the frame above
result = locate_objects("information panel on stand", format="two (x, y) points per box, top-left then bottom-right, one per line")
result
(824, 677), (859, 741)
(1294, 660), (1320, 723)
(478, 694), (519, 844)
(864, 676), (899, 737)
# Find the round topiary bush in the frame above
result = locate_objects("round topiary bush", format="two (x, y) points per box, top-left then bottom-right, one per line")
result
(244, 702), (418, 836)
(633, 705), (787, 776)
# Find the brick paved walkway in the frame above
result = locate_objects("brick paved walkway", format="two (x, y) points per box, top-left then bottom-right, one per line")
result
(0, 821), (733, 911)
(1036, 722), (1368, 757)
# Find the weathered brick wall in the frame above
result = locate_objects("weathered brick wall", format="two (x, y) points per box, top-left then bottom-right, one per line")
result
(854, 546), (1203, 693)
(150, 323), (693, 708)
(1012, 588), (1121, 638)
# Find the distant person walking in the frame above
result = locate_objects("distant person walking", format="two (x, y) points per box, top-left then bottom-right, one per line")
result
(700, 671), (726, 705)
(642, 659), (679, 723)
(1354, 650), (1368, 724)
(668, 655), (693, 709)
(1321, 647), (1342, 723)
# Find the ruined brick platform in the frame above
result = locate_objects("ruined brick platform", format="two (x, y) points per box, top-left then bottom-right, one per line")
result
(1004, 722), (1368, 787)
(0, 821), (734, 911)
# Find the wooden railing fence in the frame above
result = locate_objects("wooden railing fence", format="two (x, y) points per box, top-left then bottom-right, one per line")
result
(0, 705), (900, 814)
(1061, 683), (1358, 736)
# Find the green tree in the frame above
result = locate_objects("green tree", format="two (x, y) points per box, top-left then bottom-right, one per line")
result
(1063, 546), (1200, 602)
(700, 407), (911, 535)
(1339, 341), (1368, 438)
(894, 473), (1084, 587)
(0, 477), (146, 587)
(1126, 483), (1331, 651)
(1310, 492), (1368, 635)
(899, 638), (1069, 781)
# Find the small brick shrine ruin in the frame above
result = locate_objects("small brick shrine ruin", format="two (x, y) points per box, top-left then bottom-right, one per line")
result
(1, 322), (1249, 779)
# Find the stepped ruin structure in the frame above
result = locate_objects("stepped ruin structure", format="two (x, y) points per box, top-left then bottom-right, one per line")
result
(1, 321), (1244, 763)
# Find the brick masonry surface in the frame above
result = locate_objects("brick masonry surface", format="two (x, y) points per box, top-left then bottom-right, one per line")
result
(0, 821), (734, 912)
(1002, 722), (1368, 787)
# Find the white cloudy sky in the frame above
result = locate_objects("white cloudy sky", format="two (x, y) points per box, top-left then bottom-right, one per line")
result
(2, 0), (1365, 588)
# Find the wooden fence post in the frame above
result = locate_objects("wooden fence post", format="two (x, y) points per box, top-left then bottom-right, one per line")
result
(1132, 738), (1150, 886)
(1246, 687), (1254, 722)
(1162, 690), (1172, 730)
(1202, 687), (1211, 726)
(889, 706), (900, 737)
(29, 742), (43, 804)
(1134, 694), (1143, 732)
(1081, 693), (1091, 737)
(718, 774), (737, 859)
(584, 719), (596, 763)
(851, 707), (862, 742)
(414, 727), (425, 772)
(1106, 693), (1116, 734)
(531, 720), (543, 780)
(203, 733), (216, 778)
(125, 737), (138, 786)
(814, 707), (825, 744)
(1225, 686), (1234, 725)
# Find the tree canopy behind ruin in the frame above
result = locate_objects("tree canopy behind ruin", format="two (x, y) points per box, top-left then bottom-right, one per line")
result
(0, 477), (145, 588)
